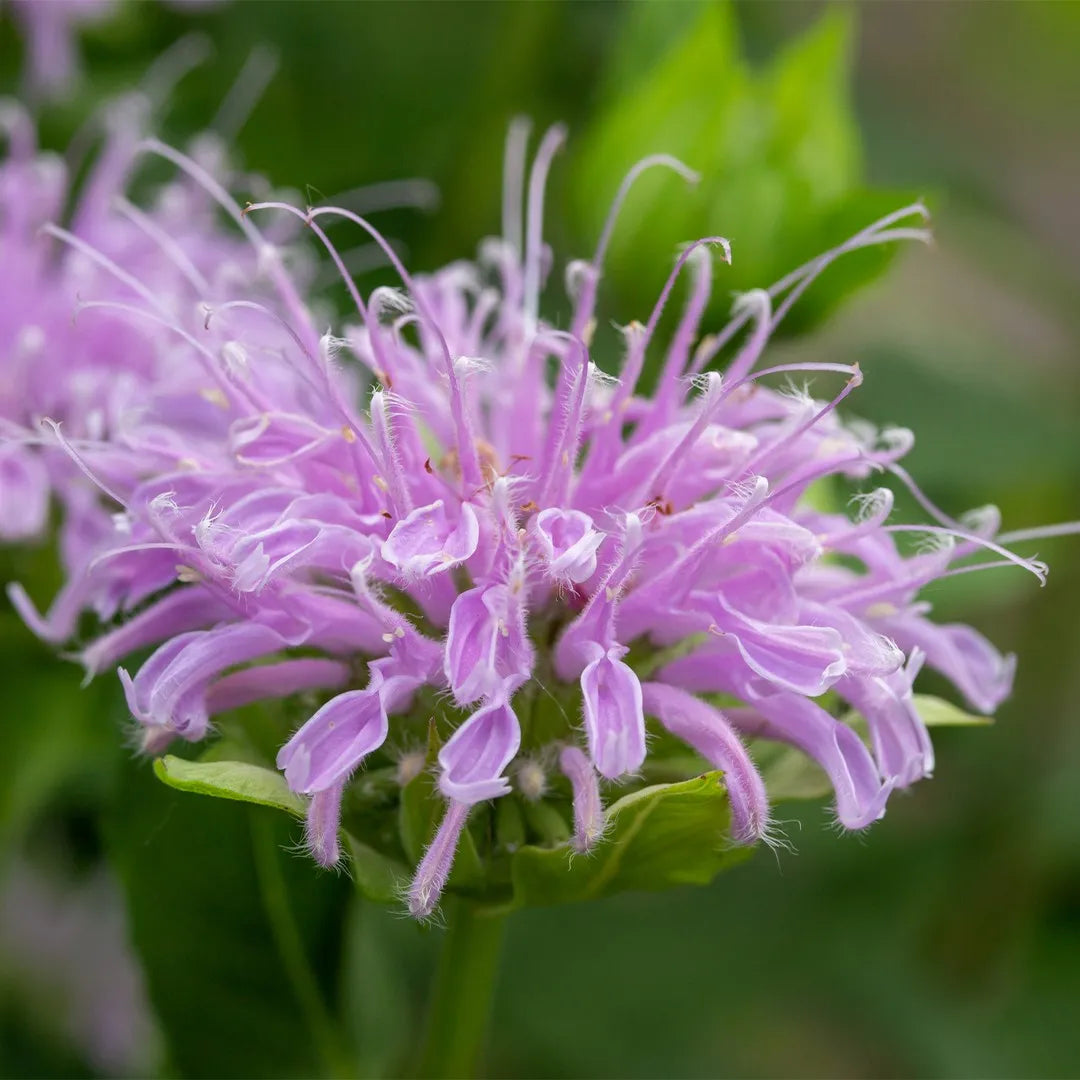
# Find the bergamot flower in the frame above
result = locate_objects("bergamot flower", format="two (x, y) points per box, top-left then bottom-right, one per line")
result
(8, 120), (1061, 919)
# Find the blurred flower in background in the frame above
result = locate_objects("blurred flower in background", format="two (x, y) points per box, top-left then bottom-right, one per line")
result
(0, 857), (159, 1076)
(6, 0), (114, 99)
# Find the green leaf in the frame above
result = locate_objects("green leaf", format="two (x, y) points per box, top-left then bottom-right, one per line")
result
(153, 755), (306, 817)
(913, 694), (993, 727)
(572, 3), (901, 342)
(507, 772), (751, 908)
(345, 834), (409, 906)
(105, 760), (351, 1079)
(398, 722), (444, 865)
(753, 740), (833, 803)
(766, 7), (859, 205)
(397, 722), (484, 889)
(758, 693), (991, 806)
(0, 558), (124, 849)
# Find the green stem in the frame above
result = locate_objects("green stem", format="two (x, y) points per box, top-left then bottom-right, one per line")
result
(249, 812), (353, 1079)
(416, 898), (508, 1079)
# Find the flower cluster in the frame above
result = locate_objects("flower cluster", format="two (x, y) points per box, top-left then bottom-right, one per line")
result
(6, 119), (1050, 918)
(0, 90), (298, 649)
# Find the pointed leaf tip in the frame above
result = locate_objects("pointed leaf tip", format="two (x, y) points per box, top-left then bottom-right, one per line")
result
(154, 755), (306, 817)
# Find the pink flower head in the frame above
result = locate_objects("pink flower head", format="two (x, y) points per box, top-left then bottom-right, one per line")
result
(8, 117), (1070, 920)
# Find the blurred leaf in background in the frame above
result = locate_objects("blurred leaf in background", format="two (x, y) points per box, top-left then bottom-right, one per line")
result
(105, 762), (353, 1079)
(571, 1), (913, 339)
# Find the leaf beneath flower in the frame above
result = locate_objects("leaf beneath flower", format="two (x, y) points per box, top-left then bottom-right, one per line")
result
(753, 741), (832, 802)
(758, 692), (993, 804)
(506, 771), (751, 908)
(913, 694), (992, 727)
(345, 835), (410, 905)
(153, 755), (306, 817)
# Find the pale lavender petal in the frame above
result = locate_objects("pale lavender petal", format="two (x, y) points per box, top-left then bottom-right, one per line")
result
(876, 614), (1014, 714)
(737, 693), (894, 830)
(80, 588), (232, 678)
(642, 682), (769, 844)
(0, 445), (49, 540)
(136, 623), (285, 739)
(836, 650), (933, 787)
(207, 658), (350, 714)
(8, 577), (93, 645)
(444, 584), (533, 705)
(438, 700), (521, 804)
(408, 800), (470, 918)
(713, 603), (847, 697)
(306, 781), (345, 867)
(580, 647), (646, 780)
(800, 600), (904, 678)
(534, 508), (604, 583)
(558, 744), (604, 853)
(381, 499), (479, 578)
(277, 687), (388, 794)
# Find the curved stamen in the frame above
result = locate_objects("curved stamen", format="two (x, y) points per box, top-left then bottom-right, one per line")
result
(738, 365), (863, 478)
(648, 244), (714, 419)
(691, 287), (772, 382)
(74, 299), (260, 408)
(42, 223), (171, 316)
(40, 419), (128, 507)
(140, 139), (322, 359)
(572, 154), (700, 340)
(323, 178), (440, 217)
(293, 203), (483, 492)
(879, 524), (1047, 585)
(113, 196), (210, 294)
(86, 541), (193, 573)
(212, 44), (279, 139)
(140, 33), (212, 110)
(997, 520), (1080, 545)
(588, 237), (730, 472)
(501, 116), (532, 257)
(697, 205), (931, 371)
(522, 123), (567, 336)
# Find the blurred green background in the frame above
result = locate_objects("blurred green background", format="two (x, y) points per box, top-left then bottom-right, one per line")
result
(1, 2), (1079, 1077)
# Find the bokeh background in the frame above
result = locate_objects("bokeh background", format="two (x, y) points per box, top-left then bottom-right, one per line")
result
(1, 2), (1079, 1077)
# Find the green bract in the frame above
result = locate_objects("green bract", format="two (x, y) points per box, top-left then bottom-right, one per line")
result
(154, 694), (985, 912)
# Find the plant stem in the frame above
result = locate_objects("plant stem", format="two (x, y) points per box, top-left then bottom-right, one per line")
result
(416, 899), (508, 1078)
(249, 811), (353, 1079)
